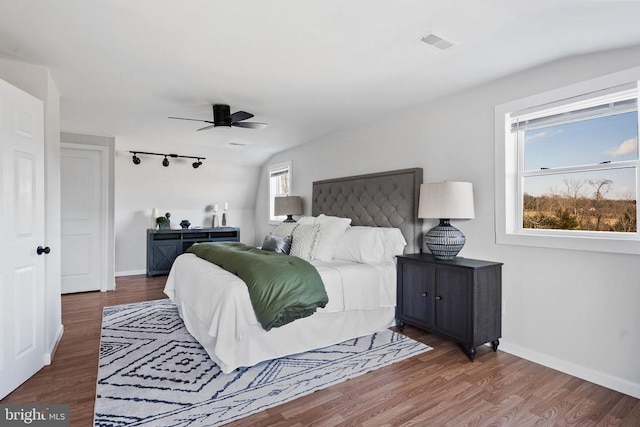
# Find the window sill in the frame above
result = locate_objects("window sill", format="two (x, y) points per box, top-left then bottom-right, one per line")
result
(496, 230), (640, 255)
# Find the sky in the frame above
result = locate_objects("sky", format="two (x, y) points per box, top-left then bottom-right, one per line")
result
(523, 111), (638, 200)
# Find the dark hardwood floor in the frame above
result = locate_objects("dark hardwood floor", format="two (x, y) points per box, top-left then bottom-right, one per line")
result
(2, 275), (639, 426)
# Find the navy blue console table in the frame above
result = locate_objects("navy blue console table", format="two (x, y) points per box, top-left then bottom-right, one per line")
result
(146, 227), (240, 276)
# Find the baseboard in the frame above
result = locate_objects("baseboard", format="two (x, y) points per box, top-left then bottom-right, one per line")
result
(115, 269), (146, 277)
(44, 324), (64, 365)
(499, 340), (640, 399)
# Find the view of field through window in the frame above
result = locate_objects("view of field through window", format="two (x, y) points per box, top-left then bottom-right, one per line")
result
(520, 110), (638, 232)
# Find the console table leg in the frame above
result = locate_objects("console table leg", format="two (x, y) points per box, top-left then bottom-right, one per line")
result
(491, 339), (500, 352)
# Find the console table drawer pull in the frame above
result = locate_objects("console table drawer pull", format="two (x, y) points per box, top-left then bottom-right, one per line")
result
(421, 292), (428, 297)
(435, 296), (442, 300)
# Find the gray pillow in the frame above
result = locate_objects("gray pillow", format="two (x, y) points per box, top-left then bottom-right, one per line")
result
(262, 233), (292, 254)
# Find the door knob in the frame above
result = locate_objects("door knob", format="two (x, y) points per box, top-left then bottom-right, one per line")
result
(36, 246), (51, 255)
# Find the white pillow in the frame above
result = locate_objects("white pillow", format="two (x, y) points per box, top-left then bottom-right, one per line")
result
(377, 227), (407, 262)
(334, 226), (406, 263)
(290, 224), (320, 261)
(296, 215), (352, 261)
(313, 214), (353, 261)
(334, 226), (385, 264)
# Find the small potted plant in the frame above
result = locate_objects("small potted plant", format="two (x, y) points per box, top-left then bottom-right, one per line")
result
(156, 212), (171, 229)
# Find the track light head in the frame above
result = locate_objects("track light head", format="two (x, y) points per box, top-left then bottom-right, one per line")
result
(129, 150), (205, 168)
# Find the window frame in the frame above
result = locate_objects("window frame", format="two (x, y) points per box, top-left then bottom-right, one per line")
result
(268, 161), (292, 225)
(495, 66), (640, 255)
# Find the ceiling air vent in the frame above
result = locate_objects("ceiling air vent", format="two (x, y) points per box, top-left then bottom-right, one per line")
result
(420, 33), (454, 50)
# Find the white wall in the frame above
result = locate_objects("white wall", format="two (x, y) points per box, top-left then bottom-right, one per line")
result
(0, 57), (63, 362)
(114, 142), (261, 275)
(255, 46), (640, 398)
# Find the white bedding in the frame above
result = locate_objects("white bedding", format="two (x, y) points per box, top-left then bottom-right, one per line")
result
(164, 253), (397, 373)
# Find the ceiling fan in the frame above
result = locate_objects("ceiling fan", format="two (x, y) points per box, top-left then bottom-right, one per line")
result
(169, 104), (267, 131)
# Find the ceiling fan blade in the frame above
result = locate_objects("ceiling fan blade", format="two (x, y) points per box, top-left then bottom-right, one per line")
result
(232, 121), (268, 129)
(229, 111), (254, 122)
(168, 116), (210, 122)
(196, 124), (216, 131)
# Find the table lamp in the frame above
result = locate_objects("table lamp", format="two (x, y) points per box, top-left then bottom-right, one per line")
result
(274, 196), (303, 223)
(418, 182), (475, 259)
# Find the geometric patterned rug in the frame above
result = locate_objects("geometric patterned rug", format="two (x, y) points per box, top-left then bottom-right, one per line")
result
(94, 299), (432, 426)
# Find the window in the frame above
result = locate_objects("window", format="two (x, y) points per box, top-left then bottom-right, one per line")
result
(495, 68), (640, 254)
(268, 161), (292, 224)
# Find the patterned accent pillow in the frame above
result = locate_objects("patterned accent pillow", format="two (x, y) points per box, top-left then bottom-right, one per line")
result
(261, 233), (293, 254)
(290, 224), (320, 261)
(273, 221), (299, 237)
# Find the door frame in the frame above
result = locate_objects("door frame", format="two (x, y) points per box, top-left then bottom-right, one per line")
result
(60, 138), (114, 292)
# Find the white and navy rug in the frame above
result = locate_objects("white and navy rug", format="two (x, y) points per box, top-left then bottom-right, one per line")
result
(94, 299), (432, 426)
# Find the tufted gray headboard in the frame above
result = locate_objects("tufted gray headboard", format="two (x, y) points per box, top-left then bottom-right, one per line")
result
(311, 168), (423, 254)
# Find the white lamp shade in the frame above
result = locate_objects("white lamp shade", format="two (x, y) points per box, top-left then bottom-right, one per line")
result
(274, 195), (303, 216)
(418, 182), (475, 219)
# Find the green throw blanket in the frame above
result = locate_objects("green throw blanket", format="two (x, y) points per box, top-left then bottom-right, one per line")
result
(187, 242), (328, 331)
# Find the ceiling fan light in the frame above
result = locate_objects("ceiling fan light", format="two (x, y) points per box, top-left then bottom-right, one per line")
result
(162, 156), (169, 167)
(169, 104), (266, 130)
(132, 154), (141, 165)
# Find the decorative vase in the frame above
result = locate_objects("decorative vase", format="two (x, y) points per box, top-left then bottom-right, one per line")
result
(222, 212), (227, 226)
(212, 214), (219, 228)
(179, 220), (190, 229)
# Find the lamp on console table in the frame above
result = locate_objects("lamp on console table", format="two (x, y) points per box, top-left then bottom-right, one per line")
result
(274, 196), (303, 223)
(418, 181), (475, 260)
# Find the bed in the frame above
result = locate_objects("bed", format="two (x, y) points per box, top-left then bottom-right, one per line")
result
(164, 168), (423, 373)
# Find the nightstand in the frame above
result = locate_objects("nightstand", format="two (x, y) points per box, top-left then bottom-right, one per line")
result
(396, 253), (502, 361)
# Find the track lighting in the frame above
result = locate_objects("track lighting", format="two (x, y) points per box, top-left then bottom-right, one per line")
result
(128, 151), (206, 169)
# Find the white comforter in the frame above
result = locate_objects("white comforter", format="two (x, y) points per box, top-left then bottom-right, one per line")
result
(164, 253), (397, 373)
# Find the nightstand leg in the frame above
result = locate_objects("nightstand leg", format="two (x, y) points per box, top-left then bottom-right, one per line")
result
(396, 320), (405, 331)
(491, 339), (500, 352)
(466, 346), (476, 362)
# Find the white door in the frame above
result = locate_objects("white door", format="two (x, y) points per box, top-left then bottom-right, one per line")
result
(60, 145), (104, 293)
(0, 79), (46, 400)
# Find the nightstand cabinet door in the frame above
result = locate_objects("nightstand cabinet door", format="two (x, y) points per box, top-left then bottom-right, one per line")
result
(397, 260), (434, 330)
(433, 265), (471, 343)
